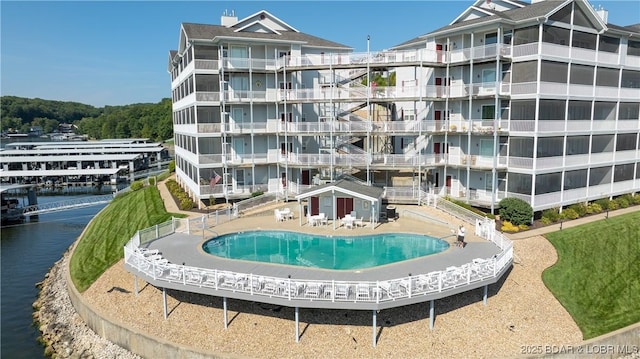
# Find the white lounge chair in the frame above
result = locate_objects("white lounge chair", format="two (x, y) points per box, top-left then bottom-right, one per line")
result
(356, 284), (371, 301)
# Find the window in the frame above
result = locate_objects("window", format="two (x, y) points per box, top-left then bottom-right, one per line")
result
(589, 166), (612, 185)
(481, 105), (495, 120)
(572, 31), (597, 50)
(573, 5), (596, 28)
(482, 69), (496, 83)
(549, 4), (572, 23)
(591, 135), (614, 153)
(593, 102), (616, 121)
(484, 175), (493, 192)
(568, 101), (591, 121)
(540, 61), (568, 83)
(513, 26), (539, 45)
(596, 67), (619, 87)
(564, 169), (588, 190)
(535, 173), (561, 195)
(480, 139), (494, 157)
(569, 64), (593, 85)
(543, 26), (570, 46)
(628, 40), (640, 57)
(512, 61), (537, 83)
(621, 70), (640, 89)
(619, 103), (640, 120)
(538, 100), (565, 121)
(537, 137), (564, 157)
(566, 136), (590, 155)
(509, 137), (534, 158)
(485, 32), (497, 45)
(511, 100), (536, 121)
(599, 36), (619, 53)
(614, 164), (635, 182)
(507, 173), (532, 195)
(616, 134), (637, 151)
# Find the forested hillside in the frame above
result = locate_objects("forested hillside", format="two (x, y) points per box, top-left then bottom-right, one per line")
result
(1, 96), (173, 141)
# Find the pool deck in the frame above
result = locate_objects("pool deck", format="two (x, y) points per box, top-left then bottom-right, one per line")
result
(130, 204), (508, 311)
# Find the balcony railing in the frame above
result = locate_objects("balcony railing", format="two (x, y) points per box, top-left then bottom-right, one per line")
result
(221, 57), (278, 71)
(194, 59), (219, 70)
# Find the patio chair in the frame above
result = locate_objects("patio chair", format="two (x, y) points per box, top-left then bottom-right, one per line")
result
(186, 270), (203, 284)
(262, 279), (276, 295)
(355, 217), (364, 228)
(165, 264), (183, 281)
(344, 217), (354, 229)
(304, 283), (320, 298)
(322, 283), (334, 298)
(274, 210), (284, 222)
(356, 284), (371, 301)
(335, 284), (350, 300)
(318, 213), (328, 226)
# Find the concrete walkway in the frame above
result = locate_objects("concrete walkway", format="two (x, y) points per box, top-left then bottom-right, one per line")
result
(157, 174), (202, 217)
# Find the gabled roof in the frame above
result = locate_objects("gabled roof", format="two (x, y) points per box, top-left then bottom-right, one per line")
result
(232, 10), (299, 33)
(295, 180), (384, 202)
(180, 20), (350, 50)
(391, 0), (629, 49)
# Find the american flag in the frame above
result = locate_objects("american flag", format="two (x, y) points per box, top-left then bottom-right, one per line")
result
(210, 171), (221, 188)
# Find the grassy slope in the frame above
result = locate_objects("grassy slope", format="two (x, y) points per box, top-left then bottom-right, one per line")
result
(69, 186), (180, 292)
(542, 210), (640, 339)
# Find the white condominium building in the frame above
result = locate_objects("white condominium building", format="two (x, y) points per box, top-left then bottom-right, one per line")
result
(169, 0), (639, 212)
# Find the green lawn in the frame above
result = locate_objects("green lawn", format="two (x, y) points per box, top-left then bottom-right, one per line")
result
(542, 210), (640, 339)
(70, 186), (184, 292)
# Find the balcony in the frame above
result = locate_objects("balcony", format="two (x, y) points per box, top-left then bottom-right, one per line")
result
(454, 154), (507, 169)
(532, 82), (638, 100)
(221, 57), (278, 71)
(512, 42), (639, 68)
(281, 48), (442, 69)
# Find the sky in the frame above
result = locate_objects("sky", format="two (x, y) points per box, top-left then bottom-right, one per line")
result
(1, 0), (639, 108)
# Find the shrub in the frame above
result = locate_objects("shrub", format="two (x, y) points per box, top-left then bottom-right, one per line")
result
(542, 208), (561, 223)
(518, 224), (529, 231)
(148, 177), (156, 186)
(615, 197), (630, 209)
(632, 194), (640, 205)
(130, 180), (144, 191)
(567, 203), (587, 217)
(540, 217), (554, 225)
(179, 198), (194, 210)
(498, 197), (533, 226)
(251, 191), (264, 197)
(560, 208), (579, 220)
(595, 198), (612, 210)
(501, 221), (519, 232)
(168, 160), (176, 173)
(607, 200), (619, 210)
(586, 203), (603, 214)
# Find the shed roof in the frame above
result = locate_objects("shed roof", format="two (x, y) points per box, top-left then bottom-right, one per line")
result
(295, 179), (384, 202)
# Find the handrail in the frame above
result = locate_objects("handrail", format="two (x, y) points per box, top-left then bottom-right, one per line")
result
(123, 201), (513, 305)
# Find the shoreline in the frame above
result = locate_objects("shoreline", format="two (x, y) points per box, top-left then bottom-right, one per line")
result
(32, 248), (140, 359)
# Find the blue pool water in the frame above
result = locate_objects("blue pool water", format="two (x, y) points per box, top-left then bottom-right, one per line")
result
(202, 230), (449, 270)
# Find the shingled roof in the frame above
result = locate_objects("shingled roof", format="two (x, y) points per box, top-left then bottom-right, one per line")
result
(391, 1), (567, 49)
(181, 22), (351, 50)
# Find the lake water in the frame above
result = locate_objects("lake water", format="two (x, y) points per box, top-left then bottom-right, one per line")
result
(0, 194), (107, 358)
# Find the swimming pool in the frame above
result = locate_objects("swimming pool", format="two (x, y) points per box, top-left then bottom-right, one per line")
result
(202, 230), (449, 270)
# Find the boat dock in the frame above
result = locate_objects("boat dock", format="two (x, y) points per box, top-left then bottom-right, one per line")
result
(0, 138), (171, 186)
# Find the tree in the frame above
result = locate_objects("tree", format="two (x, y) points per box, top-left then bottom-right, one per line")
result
(498, 197), (533, 226)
